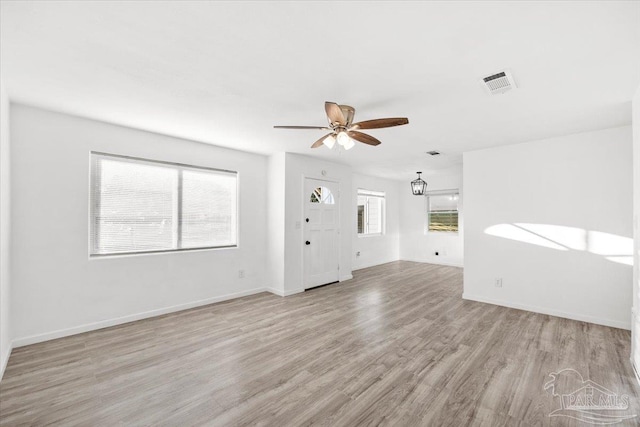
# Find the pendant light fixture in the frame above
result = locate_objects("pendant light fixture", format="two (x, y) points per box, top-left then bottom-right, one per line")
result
(411, 172), (427, 195)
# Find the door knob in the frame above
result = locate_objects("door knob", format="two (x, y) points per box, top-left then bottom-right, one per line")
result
(305, 241), (311, 245)
(305, 218), (309, 223)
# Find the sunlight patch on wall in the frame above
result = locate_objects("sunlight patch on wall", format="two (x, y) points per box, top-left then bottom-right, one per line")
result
(485, 224), (567, 251)
(587, 231), (634, 256)
(484, 223), (633, 266)
(606, 256), (634, 266)
(515, 223), (587, 251)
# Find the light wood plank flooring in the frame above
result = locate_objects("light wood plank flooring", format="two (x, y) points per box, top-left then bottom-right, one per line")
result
(1, 261), (638, 426)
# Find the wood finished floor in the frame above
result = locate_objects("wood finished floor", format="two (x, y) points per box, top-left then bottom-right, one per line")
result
(1, 261), (638, 426)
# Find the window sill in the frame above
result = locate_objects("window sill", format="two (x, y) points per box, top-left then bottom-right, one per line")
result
(89, 245), (237, 259)
(425, 231), (459, 236)
(358, 233), (384, 238)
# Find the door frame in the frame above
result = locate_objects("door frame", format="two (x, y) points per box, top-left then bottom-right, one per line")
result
(301, 174), (341, 290)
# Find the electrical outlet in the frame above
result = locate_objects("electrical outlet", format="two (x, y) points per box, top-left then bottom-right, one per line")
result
(238, 270), (245, 279)
(494, 278), (502, 288)
(356, 251), (361, 257)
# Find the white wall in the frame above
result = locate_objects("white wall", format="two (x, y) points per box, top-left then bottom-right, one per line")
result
(10, 105), (269, 345)
(399, 168), (464, 267)
(464, 126), (633, 329)
(267, 153), (286, 295)
(0, 82), (11, 378)
(283, 153), (353, 293)
(632, 86), (640, 369)
(352, 173), (401, 270)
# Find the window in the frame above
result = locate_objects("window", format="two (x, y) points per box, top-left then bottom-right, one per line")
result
(357, 189), (385, 235)
(310, 186), (335, 204)
(427, 192), (459, 232)
(90, 153), (237, 256)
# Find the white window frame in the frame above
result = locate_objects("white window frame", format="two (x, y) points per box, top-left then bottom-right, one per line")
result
(426, 190), (459, 234)
(357, 189), (385, 237)
(90, 152), (238, 257)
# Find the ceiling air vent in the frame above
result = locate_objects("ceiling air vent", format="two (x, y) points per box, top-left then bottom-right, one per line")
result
(481, 69), (516, 95)
(426, 150), (441, 156)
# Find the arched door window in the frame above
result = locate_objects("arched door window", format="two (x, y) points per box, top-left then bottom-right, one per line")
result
(310, 186), (335, 204)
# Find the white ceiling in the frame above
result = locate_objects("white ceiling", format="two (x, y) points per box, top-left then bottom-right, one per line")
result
(1, 1), (639, 180)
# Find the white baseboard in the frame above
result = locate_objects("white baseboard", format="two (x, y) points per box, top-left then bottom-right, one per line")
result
(12, 287), (268, 348)
(401, 257), (464, 268)
(0, 342), (13, 381)
(266, 287), (284, 296)
(462, 293), (631, 330)
(266, 287), (304, 297)
(339, 274), (353, 282)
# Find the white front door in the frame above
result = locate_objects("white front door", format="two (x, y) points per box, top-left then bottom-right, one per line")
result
(303, 178), (340, 289)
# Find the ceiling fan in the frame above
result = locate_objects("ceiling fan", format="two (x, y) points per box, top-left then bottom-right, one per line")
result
(274, 101), (409, 150)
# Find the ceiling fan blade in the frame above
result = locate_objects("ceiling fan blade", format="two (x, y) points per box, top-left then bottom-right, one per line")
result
(350, 117), (409, 130)
(348, 131), (382, 146)
(274, 125), (332, 130)
(311, 133), (334, 148)
(344, 107), (355, 127)
(325, 102), (346, 126)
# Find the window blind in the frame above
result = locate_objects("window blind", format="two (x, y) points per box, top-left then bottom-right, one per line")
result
(357, 189), (385, 235)
(90, 153), (237, 255)
(358, 189), (385, 198)
(181, 169), (237, 249)
(366, 197), (383, 234)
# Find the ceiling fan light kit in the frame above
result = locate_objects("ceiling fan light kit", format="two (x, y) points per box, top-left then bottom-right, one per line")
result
(343, 138), (355, 150)
(274, 101), (409, 151)
(337, 131), (350, 145)
(323, 134), (336, 149)
(337, 131), (355, 150)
